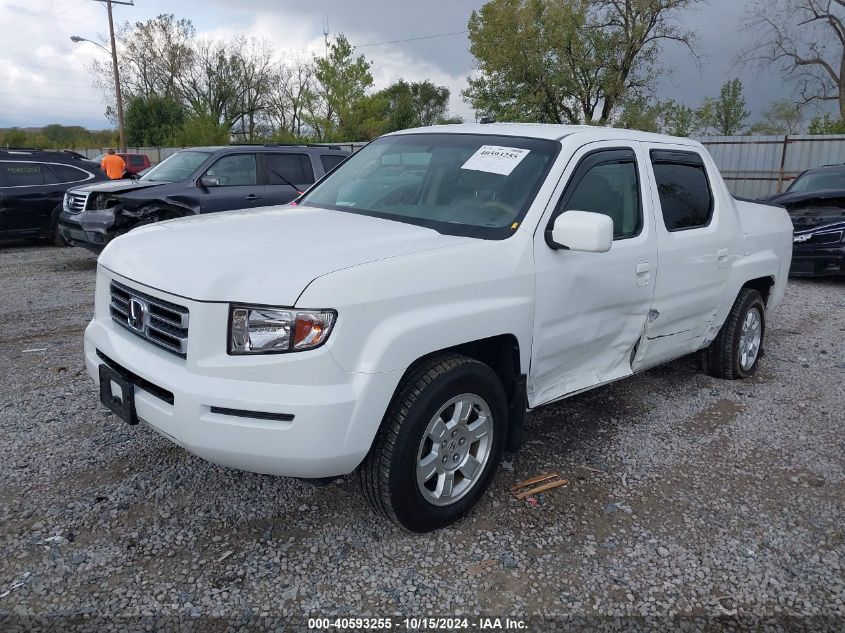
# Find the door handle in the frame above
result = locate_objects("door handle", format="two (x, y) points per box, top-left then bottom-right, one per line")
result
(717, 247), (729, 269)
(244, 194), (262, 201)
(635, 261), (651, 287)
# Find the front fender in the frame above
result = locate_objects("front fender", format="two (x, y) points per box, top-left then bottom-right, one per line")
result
(297, 235), (536, 376)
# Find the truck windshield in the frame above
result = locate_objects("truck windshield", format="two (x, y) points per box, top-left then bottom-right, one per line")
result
(140, 151), (211, 183)
(300, 133), (560, 239)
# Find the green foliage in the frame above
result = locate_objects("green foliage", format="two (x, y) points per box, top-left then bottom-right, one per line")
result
(1, 125), (114, 149)
(662, 100), (696, 137)
(714, 79), (750, 136)
(747, 100), (803, 135)
(172, 115), (230, 146)
(808, 113), (845, 134)
(374, 80), (455, 133)
(463, 0), (700, 124)
(615, 96), (664, 133)
(125, 96), (185, 146)
(310, 35), (375, 140)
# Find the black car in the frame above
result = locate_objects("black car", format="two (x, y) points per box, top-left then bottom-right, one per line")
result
(0, 148), (108, 246)
(767, 164), (845, 277)
(58, 144), (350, 253)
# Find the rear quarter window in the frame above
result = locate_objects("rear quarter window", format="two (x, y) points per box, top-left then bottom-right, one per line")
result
(650, 150), (714, 231)
(1, 162), (47, 187)
(49, 164), (92, 184)
(320, 154), (346, 173)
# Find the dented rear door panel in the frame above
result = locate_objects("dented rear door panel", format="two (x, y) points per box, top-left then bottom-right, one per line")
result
(632, 143), (741, 370)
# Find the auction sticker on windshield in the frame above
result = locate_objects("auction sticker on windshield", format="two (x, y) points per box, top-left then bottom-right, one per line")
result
(461, 145), (530, 176)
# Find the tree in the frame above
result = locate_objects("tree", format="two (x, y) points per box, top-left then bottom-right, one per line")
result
(695, 97), (717, 135)
(713, 79), (750, 135)
(268, 57), (315, 139)
(376, 80), (453, 132)
(90, 14), (195, 108)
(125, 95), (185, 145)
(615, 95), (664, 132)
(309, 35), (374, 140)
(464, 0), (702, 124)
(747, 99), (804, 134)
(661, 99), (696, 136)
(742, 0), (845, 119)
(808, 112), (845, 133)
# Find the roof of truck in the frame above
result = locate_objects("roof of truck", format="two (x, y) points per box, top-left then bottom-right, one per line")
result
(389, 122), (701, 146)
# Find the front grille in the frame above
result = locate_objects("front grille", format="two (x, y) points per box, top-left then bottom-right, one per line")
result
(809, 231), (843, 245)
(109, 281), (189, 357)
(65, 191), (88, 214)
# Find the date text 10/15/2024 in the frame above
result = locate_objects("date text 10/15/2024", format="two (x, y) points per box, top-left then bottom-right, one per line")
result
(307, 616), (528, 630)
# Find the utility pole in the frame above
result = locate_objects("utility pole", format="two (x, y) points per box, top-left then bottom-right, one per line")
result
(97, 0), (133, 152)
(322, 15), (330, 58)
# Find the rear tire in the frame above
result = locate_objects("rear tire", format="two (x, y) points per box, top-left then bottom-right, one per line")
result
(357, 353), (507, 532)
(699, 288), (765, 380)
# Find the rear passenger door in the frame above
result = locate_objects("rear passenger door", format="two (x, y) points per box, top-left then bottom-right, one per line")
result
(198, 153), (263, 214)
(632, 145), (738, 370)
(262, 153), (315, 205)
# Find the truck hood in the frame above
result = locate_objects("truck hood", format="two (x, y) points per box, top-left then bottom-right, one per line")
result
(70, 179), (165, 195)
(98, 205), (474, 304)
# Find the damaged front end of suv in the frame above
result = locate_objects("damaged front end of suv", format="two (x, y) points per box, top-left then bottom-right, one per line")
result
(773, 191), (845, 277)
(58, 181), (196, 253)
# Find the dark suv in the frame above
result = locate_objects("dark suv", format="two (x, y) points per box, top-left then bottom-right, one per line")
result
(766, 164), (845, 276)
(58, 144), (350, 253)
(0, 148), (108, 245)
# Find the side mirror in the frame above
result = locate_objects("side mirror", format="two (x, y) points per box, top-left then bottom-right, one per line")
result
(548, 210), (613, 253)
(199, 175), (219, 188)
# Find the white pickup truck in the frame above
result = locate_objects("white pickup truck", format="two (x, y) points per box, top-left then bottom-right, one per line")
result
(86, 124), (793, 531)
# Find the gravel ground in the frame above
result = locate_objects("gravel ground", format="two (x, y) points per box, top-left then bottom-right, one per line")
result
(0, 243), (843, 632)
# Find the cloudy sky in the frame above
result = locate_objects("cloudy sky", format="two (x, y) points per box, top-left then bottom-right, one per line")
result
(0, 0), (828, 130)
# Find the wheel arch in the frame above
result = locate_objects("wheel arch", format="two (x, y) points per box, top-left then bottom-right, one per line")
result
(385, 334), (526, 453)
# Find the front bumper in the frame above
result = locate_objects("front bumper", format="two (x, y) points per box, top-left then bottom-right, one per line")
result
(789, 244), (845, 277)
(85, 268), (401, 478)
(58, 209), (116, 253)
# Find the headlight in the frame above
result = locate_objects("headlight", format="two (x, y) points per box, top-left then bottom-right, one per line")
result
(228, 305), (336, 355)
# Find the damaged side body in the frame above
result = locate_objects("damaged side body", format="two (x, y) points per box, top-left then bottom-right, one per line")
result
(526, 137), (790, 409)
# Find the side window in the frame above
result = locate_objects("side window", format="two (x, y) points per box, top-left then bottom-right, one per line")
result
(49, 164), (90, 184)
(320, 154), (346, 173)
(650, 150), (714, 231)
(2, 162), (47, 187)
(204, 154), (257, 186)
(559, 148), (642, 239)
(265, 154), (314, 185)
(129, 155), (146, 167)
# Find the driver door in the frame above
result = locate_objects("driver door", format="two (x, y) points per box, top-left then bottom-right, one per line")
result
(529, 141), (658, 406)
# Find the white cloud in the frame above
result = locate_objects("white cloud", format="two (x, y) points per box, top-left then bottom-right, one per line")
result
(0, 0), (113, 129)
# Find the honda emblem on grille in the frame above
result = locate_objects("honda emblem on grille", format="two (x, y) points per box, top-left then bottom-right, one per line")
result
(128, 298), (146, 332)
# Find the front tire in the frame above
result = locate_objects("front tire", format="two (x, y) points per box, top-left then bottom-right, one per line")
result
(700, 288), (765, 379)
(358, 354), (507, 532)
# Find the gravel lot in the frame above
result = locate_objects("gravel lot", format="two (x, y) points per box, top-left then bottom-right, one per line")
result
(0, 243), (843, 631)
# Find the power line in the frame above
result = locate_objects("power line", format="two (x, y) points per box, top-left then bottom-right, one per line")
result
(2, 0), (85, 33)
(354, 30), (469, 49)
